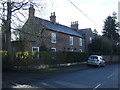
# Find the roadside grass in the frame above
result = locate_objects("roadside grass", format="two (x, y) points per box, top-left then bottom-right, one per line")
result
(5, 62), (87, 72)
(39, 67), (62, 72)
(38, 62), (87, 72)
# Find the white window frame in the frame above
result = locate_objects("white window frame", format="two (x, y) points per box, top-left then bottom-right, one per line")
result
(89, 37), (92, 43)
(32, 47), (39, 52)
(50, 48), (56, 52)
(70, 36), (73, 45)
(79, 38), (83, 46)
(32, 47), (39, 59)
(51, 32), (56, 43)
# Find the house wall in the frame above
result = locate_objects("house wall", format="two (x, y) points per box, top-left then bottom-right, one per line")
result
(84, 30), (94, 52)
(12, 41), (41, 52)
(20, 17), (44, 42)
(13, 29), (85, 52)
(45, 30), (85, 52)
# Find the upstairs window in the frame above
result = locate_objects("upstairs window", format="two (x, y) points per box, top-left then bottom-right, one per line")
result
(51, 32), (56, 43)
(32, 47), (39, 52)
(89, 37), (92, 43)
(70, 36), (73, 45)
(79, 38), (83, 46)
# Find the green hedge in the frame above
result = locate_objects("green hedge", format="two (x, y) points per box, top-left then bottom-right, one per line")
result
(1, 51), (89, 67)
(63, 52), (89, 63)
(1, 51), (9, 66)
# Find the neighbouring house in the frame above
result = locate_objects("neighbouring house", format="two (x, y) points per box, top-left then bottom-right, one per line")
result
(78, 28), (94, 52)
(12, 4), (94, 53)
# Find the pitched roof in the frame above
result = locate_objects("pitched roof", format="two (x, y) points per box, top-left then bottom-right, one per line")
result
(35, 17), (82, 37)
(78, 28), (92, 35)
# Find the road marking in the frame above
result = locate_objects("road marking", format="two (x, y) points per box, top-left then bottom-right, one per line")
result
(93, 84), (101, 90)
(107, 73), (114, 79)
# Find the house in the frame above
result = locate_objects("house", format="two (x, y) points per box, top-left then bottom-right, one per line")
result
(12, 4), (94, 53)
(78, 28), (94, 52)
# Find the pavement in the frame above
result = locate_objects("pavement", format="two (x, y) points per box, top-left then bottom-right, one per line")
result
(2, 63), (90, 88)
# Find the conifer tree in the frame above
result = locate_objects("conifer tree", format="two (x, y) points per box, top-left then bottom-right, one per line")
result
(103, 12), (119, 43)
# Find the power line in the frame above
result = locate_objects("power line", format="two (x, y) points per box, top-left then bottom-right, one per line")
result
(68, 0), (101, 28)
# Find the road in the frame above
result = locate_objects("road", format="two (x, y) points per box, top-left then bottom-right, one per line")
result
(12, 63), (119, 89)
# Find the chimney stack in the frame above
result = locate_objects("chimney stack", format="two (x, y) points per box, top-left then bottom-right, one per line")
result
(71, 21), (79, 30)
(29, 4), (35, 18)
(50, 12), (56, 23)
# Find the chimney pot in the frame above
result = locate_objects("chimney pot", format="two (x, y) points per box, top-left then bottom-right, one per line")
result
(50, 12), (56, 23)
(53, 12), (55, 16)
(29, 4), (35, 18)
(71, 21), (79, 30)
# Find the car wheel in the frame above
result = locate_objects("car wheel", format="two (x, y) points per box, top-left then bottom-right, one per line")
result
(98, 63), (101, 67)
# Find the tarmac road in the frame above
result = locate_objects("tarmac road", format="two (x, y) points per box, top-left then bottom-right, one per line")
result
(8, 63), (119, 89)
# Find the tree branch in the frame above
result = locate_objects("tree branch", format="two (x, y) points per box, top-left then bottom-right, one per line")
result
(11, 2), (29, 12)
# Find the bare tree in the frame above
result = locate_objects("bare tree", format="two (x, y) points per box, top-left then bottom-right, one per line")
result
(0, 0), (46, 63)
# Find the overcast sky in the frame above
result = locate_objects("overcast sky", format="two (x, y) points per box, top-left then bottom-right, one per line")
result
(1, 0), (119, 35)
(35, 0), (119, 34)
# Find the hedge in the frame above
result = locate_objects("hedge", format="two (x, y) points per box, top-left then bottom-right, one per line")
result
(1, 51), (89, 67)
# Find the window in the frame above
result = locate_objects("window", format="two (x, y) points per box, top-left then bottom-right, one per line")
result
(79, 38), (83, 46)
(70, 36), (73, 45)
(32, 47), (39, 59)
(89, 37), (92, 43)
(51, 32), (56, 43)
(50, 48), (56, 52)
(32, 47), (39, 52)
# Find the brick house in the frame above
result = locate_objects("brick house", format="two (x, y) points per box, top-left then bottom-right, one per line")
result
(12, 5), (93, 53)
(78, 28), (94, 52)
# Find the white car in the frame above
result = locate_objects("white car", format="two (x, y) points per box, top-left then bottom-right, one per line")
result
(87, 55), (105, 67)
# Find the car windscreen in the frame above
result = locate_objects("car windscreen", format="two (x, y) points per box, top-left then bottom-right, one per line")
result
(89, 56), (98, 59)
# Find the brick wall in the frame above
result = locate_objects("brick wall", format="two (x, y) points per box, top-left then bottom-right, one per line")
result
(42, 30), (85, 52)
(84, 30), (94, 52)
(12, 29), (85, 52)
